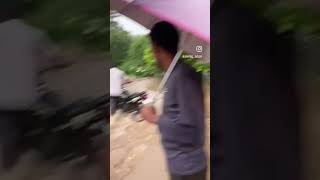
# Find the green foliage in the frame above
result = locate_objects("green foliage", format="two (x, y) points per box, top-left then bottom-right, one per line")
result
(119, 39), (159, 77)
(142, 47), (161, 76)
(120, 46), (210, 77)
(264, 2), (320, 34)
(240, 0), (320, 81)
(24, 0), (108, 51)
(240, 0), (320, 36)
(181, 54), (210, 74)
(110, 27), (132, 63)
(126, 36), (149, 64)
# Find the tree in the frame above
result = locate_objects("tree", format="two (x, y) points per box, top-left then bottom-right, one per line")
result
(119, 36), (151, 76)
(110, 27), (132, 63)
(126, 36), (149, 64)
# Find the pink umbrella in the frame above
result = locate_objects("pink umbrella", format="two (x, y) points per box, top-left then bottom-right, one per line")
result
(111, 0), (210, 62)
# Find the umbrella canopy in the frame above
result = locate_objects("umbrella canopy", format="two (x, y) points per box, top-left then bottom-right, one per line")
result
(111, 0), (210, 62)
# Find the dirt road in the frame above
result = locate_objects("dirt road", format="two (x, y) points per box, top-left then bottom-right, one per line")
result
(110, 78), (210, 180)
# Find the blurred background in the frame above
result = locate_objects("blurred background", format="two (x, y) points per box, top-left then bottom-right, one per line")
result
(0, 0), (109, 179)
(22, 0), (109, 103)
(24, 0), (108, 53)
(213, 0), (320, 180)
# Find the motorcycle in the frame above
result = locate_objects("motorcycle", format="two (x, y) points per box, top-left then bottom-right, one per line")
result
(117, 88), (147, 122)
(19, 86), (109, 167)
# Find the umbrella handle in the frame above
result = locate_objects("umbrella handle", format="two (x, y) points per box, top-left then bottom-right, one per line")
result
(148, 49), (183, 105)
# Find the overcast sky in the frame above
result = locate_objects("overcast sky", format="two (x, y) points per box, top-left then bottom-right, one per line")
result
(113, 14), (150, 36)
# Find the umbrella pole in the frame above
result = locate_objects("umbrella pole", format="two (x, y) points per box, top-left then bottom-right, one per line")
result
(149, 49), (183, 105)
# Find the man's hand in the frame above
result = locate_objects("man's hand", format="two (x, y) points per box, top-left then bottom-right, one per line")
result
(140, 106), (159, 124)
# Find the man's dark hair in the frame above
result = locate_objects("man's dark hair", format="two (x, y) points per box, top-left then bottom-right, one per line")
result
(149, 21), (179, 55)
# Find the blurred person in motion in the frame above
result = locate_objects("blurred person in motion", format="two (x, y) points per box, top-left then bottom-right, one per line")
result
(109, 63), (131, 115)
(140, 21), (207, 180)
(0, 1), (62, 169)
(212, 0), (299, 180)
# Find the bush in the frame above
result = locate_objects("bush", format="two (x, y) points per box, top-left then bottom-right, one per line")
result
(110, 27), (132, 63)
(120, 45), (159, 77)
(182, 55), (210, 75)
(126, 36), (149, 64)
